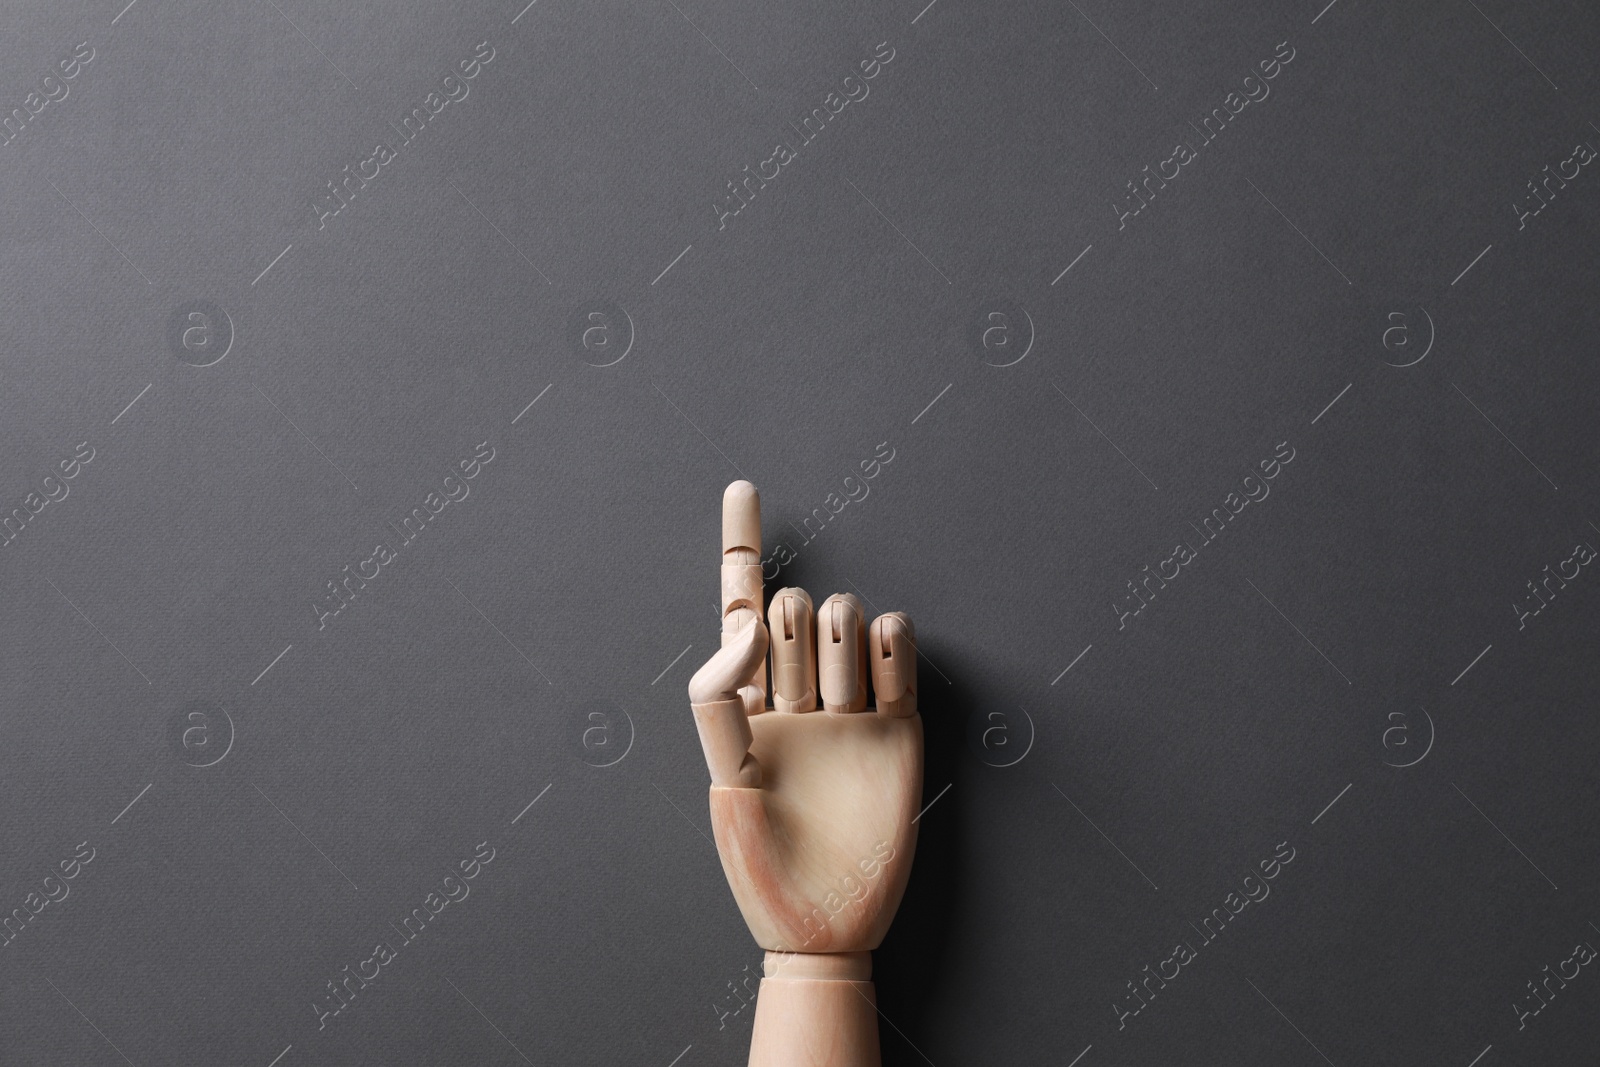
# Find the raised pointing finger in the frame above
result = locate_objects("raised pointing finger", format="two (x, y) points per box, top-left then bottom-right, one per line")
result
(721, 480), (767, 714)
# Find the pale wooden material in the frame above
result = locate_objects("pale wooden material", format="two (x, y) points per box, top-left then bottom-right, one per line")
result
(749, 952), (879, 1067)
(868, 614), (916, 717)
(721, 480), (767, 717)
(768, 588), (817, 714)
(817, 594), (868, 714)
(691, 696), (763, 788)
(689, 481), (922, 1067)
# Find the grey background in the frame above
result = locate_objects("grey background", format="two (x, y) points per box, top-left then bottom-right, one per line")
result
(2, 0), (1599, 1064)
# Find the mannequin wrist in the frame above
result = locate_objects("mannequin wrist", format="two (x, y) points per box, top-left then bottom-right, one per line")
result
(748, 950), (880, 1067)
(763, 949), (871, 981)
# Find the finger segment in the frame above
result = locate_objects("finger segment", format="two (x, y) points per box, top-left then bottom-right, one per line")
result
(869, 613), (917, 717)
(768, 588), (818, 713)
(720, 480), (767, 713)
(817, 593), (868, 713)
(689, 617), (768, 786)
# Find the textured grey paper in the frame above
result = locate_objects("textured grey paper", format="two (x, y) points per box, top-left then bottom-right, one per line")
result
(3, 0), (1600, 1064)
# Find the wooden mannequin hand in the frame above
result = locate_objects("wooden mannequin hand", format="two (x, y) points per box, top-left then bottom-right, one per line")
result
(688, 482), (921, 1067)
(691, 614), (921, 954)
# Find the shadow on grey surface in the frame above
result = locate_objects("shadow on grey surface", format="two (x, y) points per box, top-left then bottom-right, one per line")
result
(872, 642), (974, 1067)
